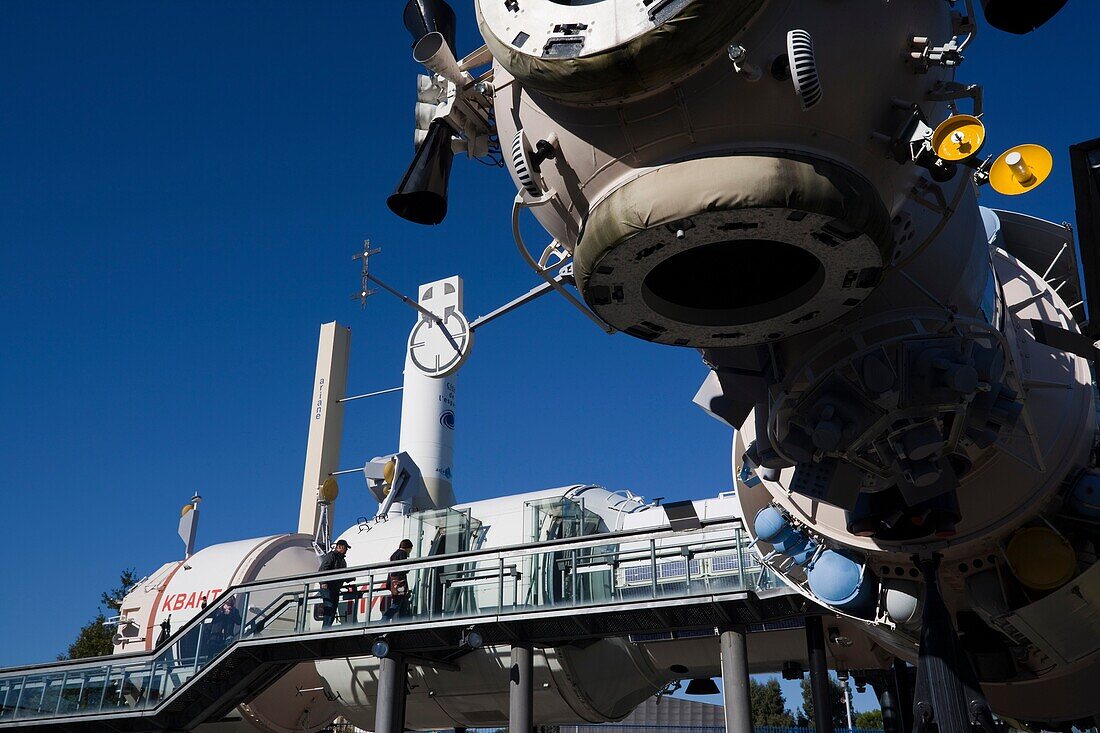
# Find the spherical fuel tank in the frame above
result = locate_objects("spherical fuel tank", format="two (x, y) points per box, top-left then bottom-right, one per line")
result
(115, 534), (339, 733)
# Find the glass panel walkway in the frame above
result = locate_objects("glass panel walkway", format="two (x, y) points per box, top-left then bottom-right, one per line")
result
(0, 519), (783, 729)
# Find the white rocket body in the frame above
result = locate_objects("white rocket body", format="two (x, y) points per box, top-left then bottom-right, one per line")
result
(397, 277), (462, 510)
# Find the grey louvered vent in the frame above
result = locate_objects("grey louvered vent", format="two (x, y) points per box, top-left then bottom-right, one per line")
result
(787, 29), (822, 111)
(511, 130), (542, 197)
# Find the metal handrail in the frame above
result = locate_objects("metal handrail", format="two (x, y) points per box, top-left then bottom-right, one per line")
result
(0, 518), (746, 679)
(0, 515), (758, 726)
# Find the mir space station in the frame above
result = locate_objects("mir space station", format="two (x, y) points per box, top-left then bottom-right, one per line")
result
(4, 1), (1100, 732)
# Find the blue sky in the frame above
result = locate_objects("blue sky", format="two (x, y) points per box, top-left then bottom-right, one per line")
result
(1, 0), (1097, 714)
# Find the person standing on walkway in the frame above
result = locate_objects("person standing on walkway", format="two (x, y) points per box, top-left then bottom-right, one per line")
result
(319, 539), (351, 628)
(209, 596), (241, 652)
(382, 539), (414, 621)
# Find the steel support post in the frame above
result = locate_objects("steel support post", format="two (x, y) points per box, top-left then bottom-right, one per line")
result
(892, 658), (913, 733)
(720, 626), (752, 733)
(375, 654), (407, 733)
(873, 673), (901, 733)
(912, 555), (993, 733)
(509, 643), (534, 733)
(806, 616), (833, 733)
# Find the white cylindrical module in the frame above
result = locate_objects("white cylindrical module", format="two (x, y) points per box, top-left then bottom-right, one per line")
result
(315, 485), (886, 730)
(481, 0), (958, 349)
(398, 366), (457, 510)
(115, 535), (339, 733)
(398, 276), (466, 510)
(318, 486), (667, 729)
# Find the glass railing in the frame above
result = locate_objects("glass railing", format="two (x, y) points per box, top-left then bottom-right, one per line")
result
(0, 520), (773, 724)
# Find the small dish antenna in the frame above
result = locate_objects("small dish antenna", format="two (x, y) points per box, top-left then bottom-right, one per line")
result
(932, 115), (986, 161)
(319, 477), (339, 503)
(989, 144), (1052, 195)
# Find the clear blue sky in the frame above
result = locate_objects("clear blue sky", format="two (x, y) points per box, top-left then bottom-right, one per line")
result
(1, 0), (1097, 714)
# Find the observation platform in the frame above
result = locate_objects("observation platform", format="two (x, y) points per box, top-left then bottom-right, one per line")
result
(0, 519), (804, 732)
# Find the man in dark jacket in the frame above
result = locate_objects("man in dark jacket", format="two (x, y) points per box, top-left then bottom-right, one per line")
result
(318, 539), (350, 628)
(382, 539), (414, 621)
(208, 596), (241, 653)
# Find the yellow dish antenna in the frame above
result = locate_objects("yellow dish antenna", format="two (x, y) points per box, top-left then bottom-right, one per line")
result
(181, 504), (194, 517)
(932, 115), (986, 161)
(383, 457), (397, 485)
(989, 144), (1053, 195)
(319, 477), (339, 503)
(1005, 527), (1076, 591)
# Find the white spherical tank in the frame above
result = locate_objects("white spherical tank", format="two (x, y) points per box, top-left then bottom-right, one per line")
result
(116, 535), (339, 733)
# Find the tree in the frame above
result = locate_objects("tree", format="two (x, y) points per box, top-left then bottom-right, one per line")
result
(749, 678), (796, 726)
(796, 677), (847, 729)
(101, 569), (137, 612)
(59, 569), (137, 660)
(854, 709), (883, 730)
(61, 613), (115, 660)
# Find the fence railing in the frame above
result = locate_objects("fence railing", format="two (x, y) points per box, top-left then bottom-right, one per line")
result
(0, 519), (775, 725)
(560, 727), (884, 733)
(415, 726), (885, 733)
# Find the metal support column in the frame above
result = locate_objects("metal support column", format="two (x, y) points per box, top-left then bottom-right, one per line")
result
(719, 626), (752, 733)
(892, 658), (913, 733)
(375, 654), (407, 733)
(911, 555), (993, 733)
(806, 616), (833, 733)
(509, 643), (533, 733)
(873, 672), (901, 733)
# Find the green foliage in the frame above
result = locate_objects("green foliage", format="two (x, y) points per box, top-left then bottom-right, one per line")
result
(749, 678), (796, 726)
(101, 568), (137, 611)
(796, 677), (848, 728)
(59, 569), (137, 660)
(60, 612), (115, 660)
(855, 709), (884, 729)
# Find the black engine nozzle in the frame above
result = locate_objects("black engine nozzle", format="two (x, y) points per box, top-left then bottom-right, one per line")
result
(979, 0), (1068, 34)
(387, 118), (454, 226)
(389, 0), (459, 226)
(403, 0), (457, 49)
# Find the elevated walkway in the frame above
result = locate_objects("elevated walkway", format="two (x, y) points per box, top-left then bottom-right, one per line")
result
(0, 519), (801, 732)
